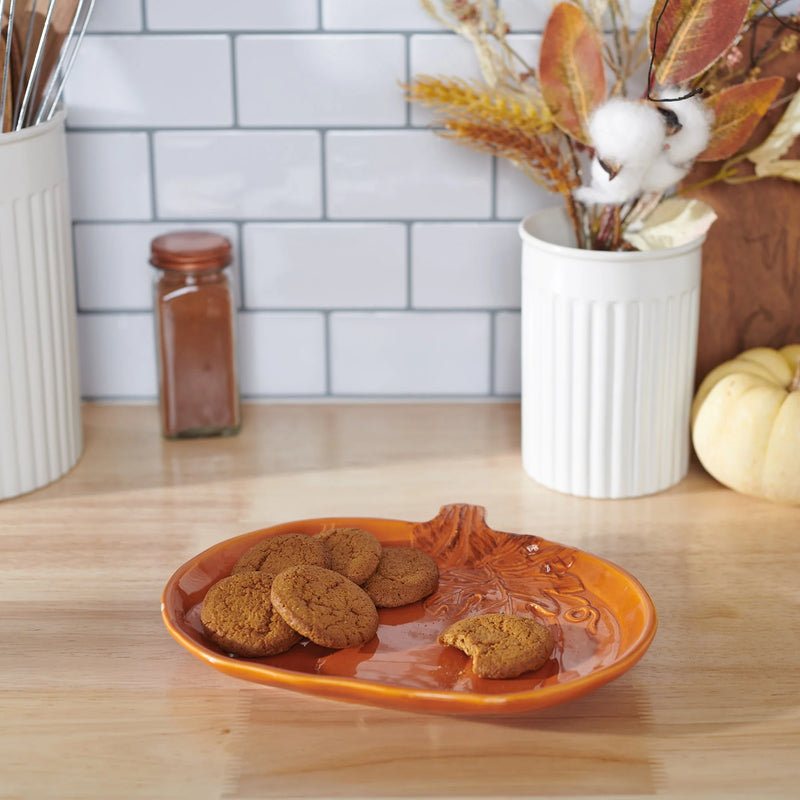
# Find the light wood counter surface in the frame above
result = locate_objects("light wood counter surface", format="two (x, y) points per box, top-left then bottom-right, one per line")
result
(2, 402), (798, 799)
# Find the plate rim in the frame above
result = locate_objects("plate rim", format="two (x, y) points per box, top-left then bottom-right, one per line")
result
(161, 512), (658, 714)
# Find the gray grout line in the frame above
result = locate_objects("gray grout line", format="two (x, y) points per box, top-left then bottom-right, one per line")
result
(404, 34), (411, 127)
(140, 0), (148, 32)
(146, 130), (158, 219)
(72, 218), (523, 226)
(491, 156), (498, 220)
(76, 307), (522, 316)
(82, 393), (521, 403)
(66, 124), (440, 133)
(323, 310), (332, 395)
(488, 311), (497, 395)
(405, 222), (413, 310)
(233, 221), (245, 311)
(320, 131), (328, 219)
(80, 28), (546, 37)
(229, 34), (239, 127)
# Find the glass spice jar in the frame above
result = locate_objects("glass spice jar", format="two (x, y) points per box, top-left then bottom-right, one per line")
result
(150, 231), (241, 439)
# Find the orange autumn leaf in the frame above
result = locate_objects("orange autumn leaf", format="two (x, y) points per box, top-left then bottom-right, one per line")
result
(539, 2), (606, 145)
(651, 0), (750, 85)
(697, 76), (785, 162)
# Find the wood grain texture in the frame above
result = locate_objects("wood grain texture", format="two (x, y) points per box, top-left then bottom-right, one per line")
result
(1, 403), (799, 799)
(687, 19), (800, 384)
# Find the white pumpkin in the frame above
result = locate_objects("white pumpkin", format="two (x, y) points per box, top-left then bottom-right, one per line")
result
(691, 345), (800, 504)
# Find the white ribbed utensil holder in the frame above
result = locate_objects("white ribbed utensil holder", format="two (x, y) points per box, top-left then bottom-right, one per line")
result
(519, 206), (704, 499)
(0, 111), (83, 500)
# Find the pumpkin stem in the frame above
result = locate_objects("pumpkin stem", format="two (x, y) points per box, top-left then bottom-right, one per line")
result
(790, 358), (800, 393)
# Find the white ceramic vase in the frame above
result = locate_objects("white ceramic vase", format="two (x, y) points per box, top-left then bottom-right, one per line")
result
(519, 206), (704, 499)
(0, 111), (83, 500)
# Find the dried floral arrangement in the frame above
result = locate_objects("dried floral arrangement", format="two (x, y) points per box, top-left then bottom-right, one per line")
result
(406, 0), (800, 251)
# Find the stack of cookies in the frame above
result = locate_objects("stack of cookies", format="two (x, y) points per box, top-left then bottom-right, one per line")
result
(200, 527), (439, 658)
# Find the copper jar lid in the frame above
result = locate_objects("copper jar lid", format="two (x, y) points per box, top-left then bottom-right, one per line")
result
(150, 231), (232, 272)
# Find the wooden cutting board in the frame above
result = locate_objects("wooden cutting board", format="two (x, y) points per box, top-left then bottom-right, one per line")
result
(685, 19), (800, 385)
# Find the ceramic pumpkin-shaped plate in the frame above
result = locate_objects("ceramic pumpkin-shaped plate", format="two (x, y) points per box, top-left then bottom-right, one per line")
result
(161, 504), (657, 715)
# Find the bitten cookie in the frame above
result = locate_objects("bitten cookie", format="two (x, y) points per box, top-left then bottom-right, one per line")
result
(438, 613), (555, 679)
(270, 564), (379, 649)
(200, 571), (302, 658)
(313, 527), (382, 584)
(231, 533), (330, 577)
(363, 546), (439, 608)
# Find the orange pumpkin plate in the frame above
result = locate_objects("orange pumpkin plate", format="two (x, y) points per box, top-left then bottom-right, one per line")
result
(161, 504), (657, 715)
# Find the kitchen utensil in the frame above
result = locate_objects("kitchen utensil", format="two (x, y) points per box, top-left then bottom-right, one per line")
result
(0, 0), (92, 132)
(0, 0), (17, 131)
(33, 0), (92, 124)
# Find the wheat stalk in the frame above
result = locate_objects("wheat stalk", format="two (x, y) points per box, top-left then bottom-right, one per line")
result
(405, 76), (553, 134)
(441, 119), (579, 194)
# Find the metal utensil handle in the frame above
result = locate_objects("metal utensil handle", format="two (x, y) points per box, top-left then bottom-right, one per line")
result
(36, 0), (95, 124)
(12, 0), (38, 128)
(0, 0), (13, 131)
(15, 0), (58, 130)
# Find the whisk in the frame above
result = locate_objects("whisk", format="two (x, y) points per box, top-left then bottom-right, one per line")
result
(0, 0), (95, 132)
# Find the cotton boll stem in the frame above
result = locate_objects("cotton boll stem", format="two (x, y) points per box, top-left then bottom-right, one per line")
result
(563, 192), (586, 249)
(591, 205), (624, 250)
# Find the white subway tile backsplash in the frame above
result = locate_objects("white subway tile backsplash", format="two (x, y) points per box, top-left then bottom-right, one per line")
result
(502, 0), (655, 30)
(326, 131), (492, 219)
(64, 36), (233, 128)
(408, 34), (483, 127)
(236, 35), (406, 127)
(500, 0), (550, 30)
(146, 0), (319, 31)
(322, 1), (440, 30)
(153, 131), (322, 220)
(66, 133), (152, 221)
(330, 312), (491, 395)
(242, 224), (406, 309)
(408, 34), (541, 127)
(409, 34), (480, 80)
(77, 313), (156, 398)
(238, 313), (327, 396)
(63, 10), (557, 400)
(494, 311), (521, 396)
(74, 222), (239, 311)
(507, 33), (542, 69)
(495, 159), (554, 221)
(88, 0), (143, 32)
(412, 223), (520, 309)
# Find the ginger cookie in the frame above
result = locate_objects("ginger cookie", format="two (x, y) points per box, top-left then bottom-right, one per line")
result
(313, 527), (381, 584)
(231, 533), (330, 577)
(200, 571), (302, 658)
(438, 613), (555, 679)
(270, 564), (379, 649)
(362, 546), (439, 608)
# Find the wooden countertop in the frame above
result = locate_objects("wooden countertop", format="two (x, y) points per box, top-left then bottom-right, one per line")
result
(2, 403), (798, 799)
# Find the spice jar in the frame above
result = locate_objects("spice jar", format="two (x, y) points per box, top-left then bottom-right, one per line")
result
(151, 231), (241, 439)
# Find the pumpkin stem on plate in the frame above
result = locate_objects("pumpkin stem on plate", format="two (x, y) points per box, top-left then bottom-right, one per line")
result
(790, 358), (800, 393)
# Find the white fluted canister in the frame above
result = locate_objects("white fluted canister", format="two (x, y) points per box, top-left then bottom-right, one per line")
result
(0, 112), (83, 500)
(519, 206), (704, 499)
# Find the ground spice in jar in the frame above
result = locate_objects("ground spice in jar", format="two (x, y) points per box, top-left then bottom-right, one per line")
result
(151, 231), (241, 439)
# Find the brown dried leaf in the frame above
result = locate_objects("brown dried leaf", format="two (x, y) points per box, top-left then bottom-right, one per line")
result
(697, 76), (785, 161)
(651, 0), (750, 85)
(539, 2), (606, 144)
